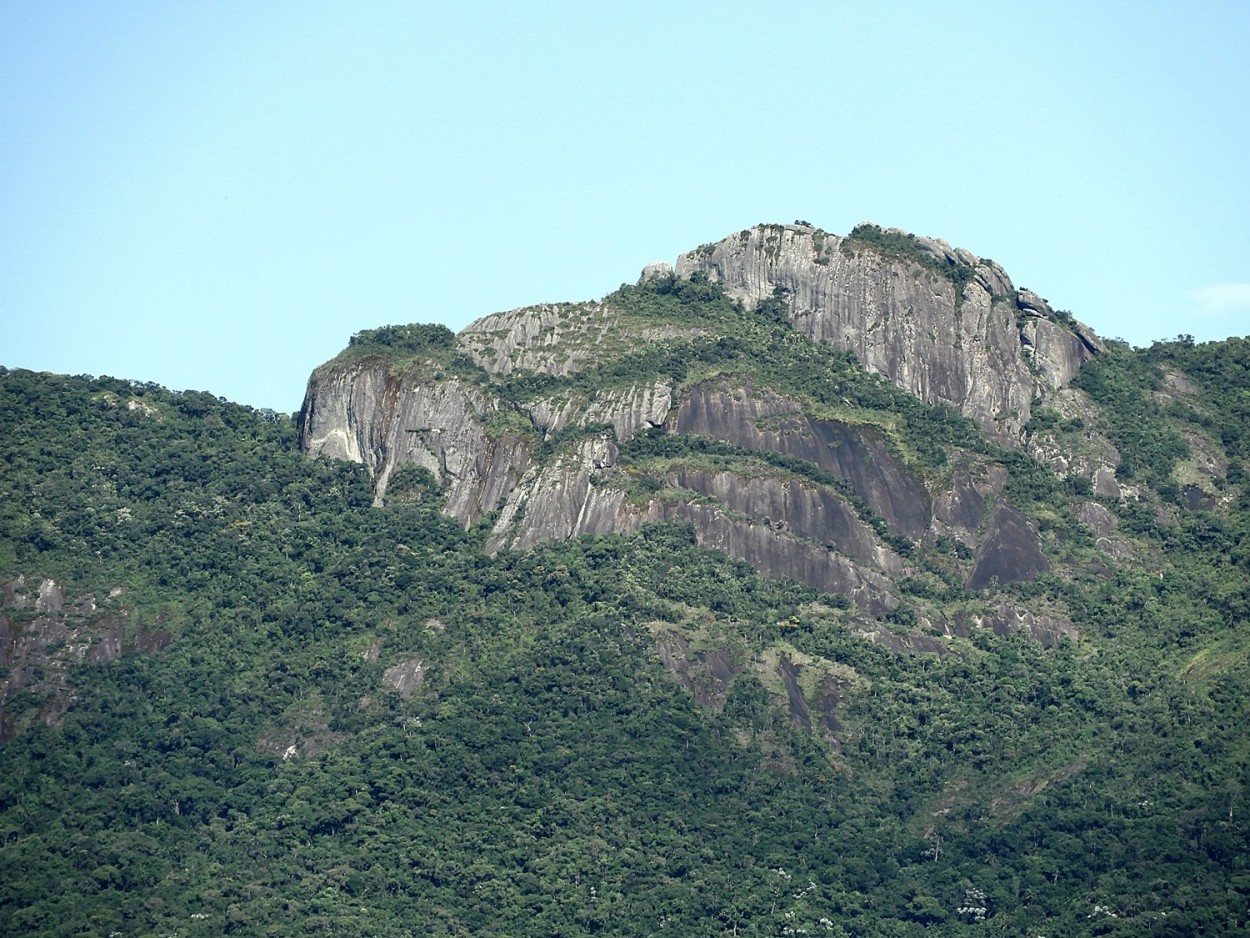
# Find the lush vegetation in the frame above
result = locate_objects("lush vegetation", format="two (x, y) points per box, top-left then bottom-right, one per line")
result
(329, 322), (481, 381)
(348, 323), (457, 355)
(842, 224), (976, 295)
(1071, 342), (1191, 493)
(0, 325), (1247, 935)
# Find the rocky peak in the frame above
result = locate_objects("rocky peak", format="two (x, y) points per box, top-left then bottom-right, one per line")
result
(298, 219), (1120, 645)
(675, 222), (1103, 440)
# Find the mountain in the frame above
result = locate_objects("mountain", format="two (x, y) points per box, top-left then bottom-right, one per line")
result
(1, 221), (1247, 936)
(299, 222), (1112, 634)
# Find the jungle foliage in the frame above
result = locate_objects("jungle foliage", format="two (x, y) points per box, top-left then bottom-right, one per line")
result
(0, 325), (1247, 935)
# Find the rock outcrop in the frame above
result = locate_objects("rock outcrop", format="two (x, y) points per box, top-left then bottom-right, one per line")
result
(966, 502), (1051, 591)
(299, 220), (1109, 643)
(522, 380), (672, 442)
(673, 382), (931, 537)
(676, 223), (1104, 440)
(299, 358), (533, 523)
(0, 577), (168, 739)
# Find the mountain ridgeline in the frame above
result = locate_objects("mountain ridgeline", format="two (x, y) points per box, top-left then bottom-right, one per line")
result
(2, 221), (1247, 936)
(300, 222), (1112, 636)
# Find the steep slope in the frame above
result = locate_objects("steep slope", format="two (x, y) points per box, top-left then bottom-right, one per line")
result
(676, 222), (1103, 439)
(2, 326), (1248, 934)
(300, 223), (1113, 638)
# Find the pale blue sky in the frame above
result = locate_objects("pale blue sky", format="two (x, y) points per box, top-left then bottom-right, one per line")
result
(3, 1), (1247, 413)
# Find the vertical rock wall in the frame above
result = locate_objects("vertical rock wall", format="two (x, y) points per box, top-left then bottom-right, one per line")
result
(299, 358), (533, 526)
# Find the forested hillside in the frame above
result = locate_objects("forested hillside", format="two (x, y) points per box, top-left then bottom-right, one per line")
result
(0, 327), (1247, 934)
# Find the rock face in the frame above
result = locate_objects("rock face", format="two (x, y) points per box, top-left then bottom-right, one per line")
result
(523, 380), (672, 442)
(966, 502), (1051, 591)
(299, 220), (1108, 643)
(673, 382), (931, 537)
(653, 631), (739, 710)
(0, 577), (168, 740)
(299, 358), (533, 524)
(483, 438), (904, 615)
(382, 659), (427, 698)
(676, 223), (1103, 439)
(458, 302), (612, 378)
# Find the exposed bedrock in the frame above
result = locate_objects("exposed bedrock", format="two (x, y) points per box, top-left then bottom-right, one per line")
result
(931, 458), (1007, 547)
(297, 221), (1110, 643)
(676, 223), (1103, 439)
(651, 501), (900, 616)
(674, 382), (931, 537)
(522, 379), (673, 442)
(664, 466), (903, 575)
(484, 439), (902, 614)
(966, 501), (1051, 591)
(298, 358), (532, 525)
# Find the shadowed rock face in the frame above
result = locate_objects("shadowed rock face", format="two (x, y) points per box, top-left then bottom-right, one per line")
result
(654, 631), (739, 710)
(674, 382), (931, 537)
(486, 449), (904, 615)
(778, 654), (813, 733)
(665, 466), (899, 572)
(651, 501), (900, 616)
(933, 459), (1008, 546)
(0, 578), (169, 740)
(966, 502), (1051, 591)
(774, 653), (845, 748)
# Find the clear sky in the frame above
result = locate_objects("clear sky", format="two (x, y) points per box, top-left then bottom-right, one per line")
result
(3, 1), (1248, 413)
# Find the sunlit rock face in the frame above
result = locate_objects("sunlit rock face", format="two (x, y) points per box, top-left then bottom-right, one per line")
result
(676, 223), (1103, 441)
(299, 220), (1109, 643)
(299, 358), (533, 525)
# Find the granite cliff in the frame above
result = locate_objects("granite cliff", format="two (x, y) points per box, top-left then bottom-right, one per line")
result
(676, 222), (1103, 439)
(300, 221), (1116, 643)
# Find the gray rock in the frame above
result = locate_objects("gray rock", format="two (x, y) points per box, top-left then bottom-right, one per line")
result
(382, 659), (426, 698)
(639, 261), (674, 283)
(487, 437), (625, 552)
(1077, 501), (1118, 538)
(675, 224), (1103, 440)
(674, 381), (931, 536)
(523, 380), (672, 442)
(954, 603), (1077, 647)
(296, 221), (1117, 641)
(299, 358), (533, 524)
(1016, 290), (1052, 316)
(1023, 316), (1102, 390)
(458, 302), (613, 377)
(974, 262), (1014, 297)
(931, 459), (1006, 547)
(649, 500), (900, 615)
(654, 631), (739, 710)
(966, 502), (1050, 591)
(665, 466), (903, 574)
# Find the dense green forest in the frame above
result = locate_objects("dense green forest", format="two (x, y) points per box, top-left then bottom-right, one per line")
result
(0, 326), (1248, 935)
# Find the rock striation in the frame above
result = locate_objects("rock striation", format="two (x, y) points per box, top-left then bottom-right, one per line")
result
(675, 223), (1104, 440)
(299, 358), (533, 523)
(299, 220), (1111, 642)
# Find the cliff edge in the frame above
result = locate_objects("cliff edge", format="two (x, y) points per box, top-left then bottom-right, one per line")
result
(299, 220), (1113, 643)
